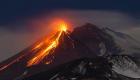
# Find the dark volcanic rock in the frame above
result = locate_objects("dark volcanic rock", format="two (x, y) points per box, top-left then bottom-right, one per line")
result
(23, 57), (112, 80)
(71, 23), (120, 56)
(0, 23), (126, 80)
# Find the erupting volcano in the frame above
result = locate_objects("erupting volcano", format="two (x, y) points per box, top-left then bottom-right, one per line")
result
(1, 22), (140, 80)
(0, 20), (72, 70)
(27, 21), (69, 67)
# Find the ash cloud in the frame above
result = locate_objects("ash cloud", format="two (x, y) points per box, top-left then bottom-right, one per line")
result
(0, 10), (140, 62)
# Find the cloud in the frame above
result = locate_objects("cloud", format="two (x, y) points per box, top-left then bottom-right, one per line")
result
(122, 27), (140, 42)
(0, 10), (140, 62)
(50, 10), (140, 30)
(0, 28), (47, 62)
(50, 10), (140, 40)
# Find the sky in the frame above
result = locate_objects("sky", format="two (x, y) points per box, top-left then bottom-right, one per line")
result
(0, 0), (140, 62)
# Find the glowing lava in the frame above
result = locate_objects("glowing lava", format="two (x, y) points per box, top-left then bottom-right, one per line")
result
(0, 20), (70, 71)
(27, 21), (68, 67)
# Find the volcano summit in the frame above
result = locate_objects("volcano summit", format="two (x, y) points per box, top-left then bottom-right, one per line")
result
(0, 23), (140, 80)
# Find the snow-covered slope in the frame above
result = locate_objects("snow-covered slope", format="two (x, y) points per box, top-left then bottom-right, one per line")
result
(103, 27), (140, 57)
(110, 55), (140, 79)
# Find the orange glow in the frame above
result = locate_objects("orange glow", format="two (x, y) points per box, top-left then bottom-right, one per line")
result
(45, 60), (52, 64)
(0, 54), (25, 71)
(27, 20), (68, 67)
(0, 20), (71, 71)
(60, 23), (67, 32)
(48, 19), (72, 33)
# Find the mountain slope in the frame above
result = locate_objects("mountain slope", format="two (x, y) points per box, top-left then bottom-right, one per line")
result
(23, 56), (140, 80)
(103, 27), (140, 57)
(23, 57), (112, 80)
(0, 23), (109, 80)
(109, 55), (140, 78)
(0, 23), (140, 80)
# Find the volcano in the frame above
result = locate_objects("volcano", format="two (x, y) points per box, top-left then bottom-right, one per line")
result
(0, 23), (140, 80)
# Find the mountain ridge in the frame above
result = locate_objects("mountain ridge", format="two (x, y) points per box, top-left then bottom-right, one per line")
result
(0, 23), (140, 80)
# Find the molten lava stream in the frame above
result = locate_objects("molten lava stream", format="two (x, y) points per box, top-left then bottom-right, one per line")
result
(0, 20), (69, 71)
(27, 23), (68, 67)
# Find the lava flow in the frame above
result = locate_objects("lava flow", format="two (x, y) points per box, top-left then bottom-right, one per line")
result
(0, 20), (70, 71)
(27, 21), (68, 67)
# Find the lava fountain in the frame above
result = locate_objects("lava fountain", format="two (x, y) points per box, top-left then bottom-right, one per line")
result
(0, 20), (71, 71)
(27, 20), (69, 67)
